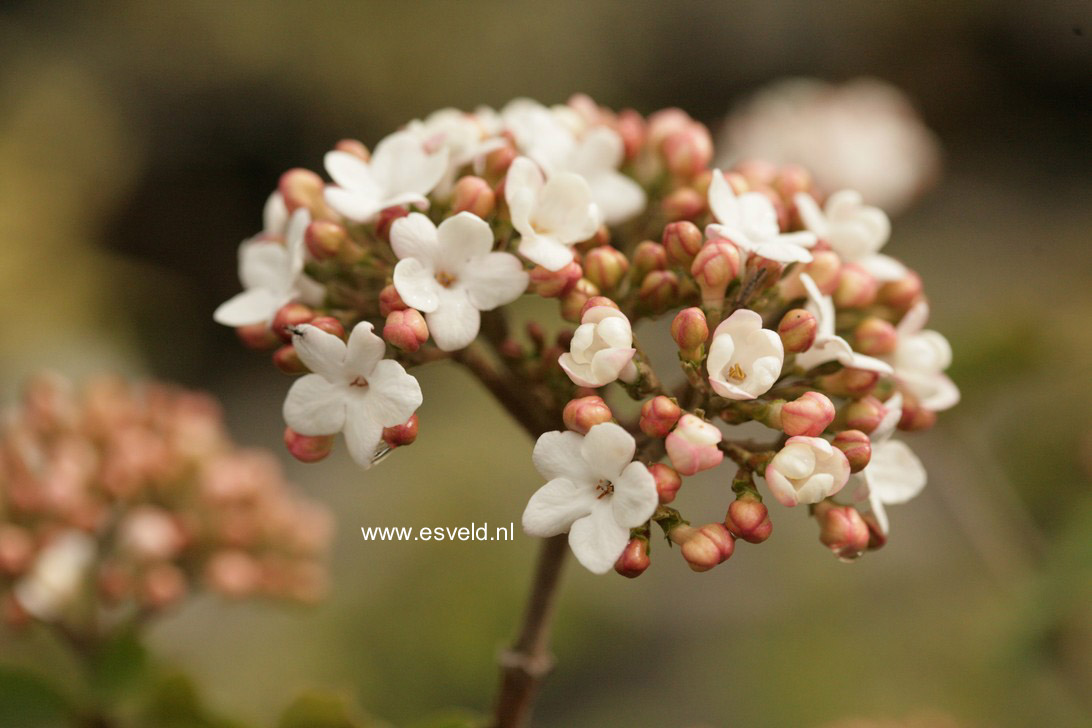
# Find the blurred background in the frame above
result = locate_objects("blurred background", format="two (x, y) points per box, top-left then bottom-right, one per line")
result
(1, 1), (1090, 726)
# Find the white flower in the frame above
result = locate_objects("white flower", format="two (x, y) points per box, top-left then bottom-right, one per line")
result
(558, 306), (637, 387)
(764, 436), (850, 507)
(560, 127), (646, 226)
(506, 156), (600, 271)
(706, 170), (816, 263)
(522, 423), (658, 574)
(323, 130), (448, 223)
(14, 530), (95, 620)
(406, 108), (506, 197)
(500, 98), (579, 172)
(794, 273), (894, 374)
(213, 207), (324, 328)
(391, 212), (528, 351)
(706, 309), (784, 400)
(283, 322), (422, 469)
(888, 301), (960, 411)
(794, 190), (906, 281)
(849, 392), (927, 534)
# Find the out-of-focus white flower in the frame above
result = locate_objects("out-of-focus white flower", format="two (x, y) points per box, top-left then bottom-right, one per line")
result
(795, 190), (905, 281)
(560, 127), (645, 225)
(522, 423), (657, 574)
(214, 208), (323, 327)
(558, 306), (637, 387)
(706, 171), (816, 263)
(323, 130), (448, 223)
(406, 109), (506, 197)
(119, 505), (184, 561)
(794, 273), (893, 374)
(764, 435), (850, 506)
(665, 414), (724, 476)
(390, 212), (528, 351)
(14, 530), (95, 620)
(283, 323), (422, 469)
(888, 301), (960, 411)
(706, 309), (784, 400)
(506, 156), (600, 271)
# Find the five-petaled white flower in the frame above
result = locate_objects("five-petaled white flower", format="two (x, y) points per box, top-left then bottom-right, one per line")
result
(706, 309), (784, 400)
(794, 273), (894, 374)
(213, 207), (324, 328)
(706, 170), (816, 264)
(764, 435), (851, 507)
(323, 130), (448, 223)
(506, 156), (601, 271)
(558, 305), (637, 387)
(522, 423), (658, 574)
(283, 322), (422, 469)
(794, 190), (906, 281)
(887, 300), (960, 411)
(391, 212), (529, 352)
(849, 392), (927, 534)
(14, 530), (96, 620)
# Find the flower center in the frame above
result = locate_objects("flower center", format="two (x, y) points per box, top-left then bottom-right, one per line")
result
(595, 479), (614, 499)
(349, 376), (369, 388)
(435, 271), (457, 288)
(727, 362), (747, 381)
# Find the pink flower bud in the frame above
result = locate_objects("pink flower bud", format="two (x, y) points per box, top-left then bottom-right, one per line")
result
(309, 316), (346, 339)
(803, 250), (842, 295)
(141, 563), (187, 609)
(273, 345), (307, 375)
(878, 270), (924, 313)
(559, 278), (600, 323)
(898, 395), (937, 432)
(639, 396), (682, 438)
(578, 295), (620, 320)
(662, 220), (703, 267)
(649, 463), (682, 504)
(378, 284), (408, 317)
(637, 270), (679, 312)
(691, 240), (741, 307)
(0, 526), (33, 576)
(382, 414), (419, 448)
(821, 367), (881, 398)
(832, 429), (872, 473)
(305, 220), (349, 260)
(776, 164), (813, 201)
(272, 303), (315, 343)
(206, 550), (262, 598)
(854, 316), (898, 356)
(725, 493), (772, 544)
(563, 396), (613, 434)
(844, 396), (887, 434)
(615, 109), (646, 161)
(670, 308), (709, 361)
(284, 427), (334, 463)
(777, 308), (818, 353)
(780, 392), (836, 437)
(484, 144), (517, 179)
(661, 187), (705, 221)
(834, 263), (879, 308)
(631, 241), (667, 280)
(662, 124), (713, 178)
(334, 138), (370, 160)
(665, 414), (724, 476)
(234, 323), (279, 351)
(863, 513), (888, 551)
(375, 206), (409, 243)
(583, 246), (629, 292)
(278, 168), (328, 217)
(735, 159), (778, 186)
(452, 175), (496, 218)
(816, 503), (870, 561)
(647, 107), (694, 149)
(384, 309), (429, 352)
(681, 523), (735, 572)
(614, 537), (650, 578)
(530, 262), (583, 298)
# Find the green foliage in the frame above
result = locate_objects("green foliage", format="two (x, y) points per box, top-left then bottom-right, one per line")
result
(0, 666), (72, 728)
(277, 691), (379, 728)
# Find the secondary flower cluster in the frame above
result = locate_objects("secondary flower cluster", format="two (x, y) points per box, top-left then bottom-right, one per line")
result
(0, 374), (332, 634)
(215, 95), (957, 575)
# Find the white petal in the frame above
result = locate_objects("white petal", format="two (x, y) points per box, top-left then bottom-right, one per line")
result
(857, 253), (906, 282)
(436, 211), (495, 271)
(393, 257), (442, 313)
(868, 440), (927, 504)
(588, 172), (646, 226)
(390, 212), (441, 263)
(581, 422), (635, 481)
(324, 186), (381, 223)
(325, 150), (380, 195)
(706, 331), (737, 381)
(794, 192), (828, 237)
(342, 399), (384, 469)
(842, 350), (895, 374)
(752, 238), (814, 264)
(557, 355), (598, 388)
(283, 374), (347, 435)
(897, 300), (930, 337)
(239, 241), (292, 292)
(795, 472), (835, 504)
(572, 127), (624, 174)
(426, 289), (481, 351)
(370, 131), (447, 197)
(344, 322), (387, 380)
(213, 288), (281, 327)
(532, 430), (595, 484)
(522, 477), (596, 537)
(462, 252), (528, 311)
(708, 170), (739, 226)
(504, 157), (544, 228)
(532, 173), (599, 243)
(262, 191), (288, 234)
(764, 466), (799, 507)
(283, 208), (311, 274)
(517, 233), (575, 271)
(589, 347), (636, 385)
(361, 359), (423, 426)
(568, 502), (629, 574)
(738, 193), (781, 241)
(872, 392), (904, 443)
(291, 324), (347, 380)
(610, 461), (658, 528)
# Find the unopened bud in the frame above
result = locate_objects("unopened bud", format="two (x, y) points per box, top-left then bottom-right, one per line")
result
(681, 523), (735, 572)
(484, 144), (517, 179)
(898, 395), (936, 432)
(583, 246), (629, 292)
(309, 316), (346, 339)
(665, 414), (723, 476)
(452, 175), (496, 218)
(272, 303), (315, 343)
(559, 278), (599, 323)
(834, 264), (879, 309)
(614, 537), (651, 578)
(383, 414), (419, 448)
(878, 270), (924, 313)
(662, 221), (703, 267)
(615, 109), (647, 161)
(632, 241), (667, 280)
(384, 309), (429, 352)
(804, 250), (842, 295)
(816, 503), (870, 561)
(833, 429), (872, 473)
(821, 367), (881, 398)
(778, 308), (818, 353)
(853, 317), (897, 356)
(284, 427), (334, 463)
(637, 269), (679, 312)
(141, 563), (186, 609)
(530, 262), (583, 298)
(305, 220), (349, 260)
(649, 463), (682, 504)
(0, 526), (33, 576)
(845, 396), (887, 434)
(376, 206), (410, 243)
(563, 396), (613, 434)
(776, 164), (813, 201)
(206, 550), (261, 598)
(235, 323), (280, 351)
(662, 124), (713, 178)
(639, 396), (682, 438)
(670, 307), (709, 361)
(334, 139), (370, 161)
(781, 392), (836, 437)
(863, 513), (887, 551)
(273, 345), (307, 375)
(378, 284), (408, 316)
(579, 295), (620, 320)
(279, 168), (329, 218)
(661, 187), (705, 221)
(691, 241), (741, 307)
(725, 493), (772, 544)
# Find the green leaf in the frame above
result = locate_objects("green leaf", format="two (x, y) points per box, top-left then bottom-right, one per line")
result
(405, 708), (486, 728)
(140, 672), (251, 728)
(88, 630), (149, 700)
(0, 666), (72, 728)
(277, 691), (378, 728)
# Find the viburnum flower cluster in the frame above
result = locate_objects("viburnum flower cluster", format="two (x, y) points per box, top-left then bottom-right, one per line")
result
(0, 374), (332, 634)
(216, 94), (958, 576)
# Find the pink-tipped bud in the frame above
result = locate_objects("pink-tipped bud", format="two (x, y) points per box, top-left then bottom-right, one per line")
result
(647, 107), (694, 149)
(335, 138), (370, 161)
(863, 513), (888, 551)
(804, 250), (842, 295)
(378, 284), (408, 317)
(816, 503), (870, 561)
(484, 144), (517, 179)
(834, 263), (879, 309)
(560, 278), (600, 323)
(681, 523), (735, 572)
(776, 164), (813, 201)
(661, 187), (705, 221)
(833, 429), (872, 473)
(665, 414), (723, 476)
(778, 308), (818, 353)
(273, 345), (307, 375)
(583, 246), (629, 292)
(235, 322), (280, 351)
(649, 463), (682, 504)
(670, 307), (709, 361)
(278, 168), (328, 217)
(272, 303), (315, 343)
(579, 295), (620, 320)
(898, 396), (937, 432)
(383, 414), (419, 448)
(662, 124), (713, 178)
(845, 396), (887, 434)
(614, 537), (651, 578)
(452, 175), (496, 218)
(821, 367), (881, 398)
(691, 241), (741, 307)
(384, 309), (429, 352)
(781, 392), (836, 437)
(615, 109), (647, 161)
(632, 241), (668, 280)
(637, 270), (679, 312)
(305, 220), (349, 260)
(376, 206), (410, 243)
(725, 493), (772, 544)
(563, 396), (613, 434)
(530, 262), (583, 298)
(878, 270), (924, 313)
(0, 526), (33, 576)
(854, 317), (898, 356)
(662, 221), (703, 267)
(284, 427), (334, 463)
(735, 159), (778, 186)
(639, 396), (682, 438)
(309, 316), (346, 339)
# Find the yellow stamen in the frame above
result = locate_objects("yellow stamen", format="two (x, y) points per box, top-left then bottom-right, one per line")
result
(727, 363), (747, 381)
